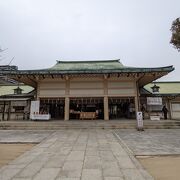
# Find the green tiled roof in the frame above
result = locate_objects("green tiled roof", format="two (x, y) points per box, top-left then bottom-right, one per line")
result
(0, 59), (174, 75)
(144, 82), (180, 95)
(0, 85), (34, 96)
(50, 60), (125, 71)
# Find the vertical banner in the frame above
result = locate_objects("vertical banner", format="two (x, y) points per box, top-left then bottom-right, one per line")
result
(137, 111), (144, 130)
(30, 101), (40, 119)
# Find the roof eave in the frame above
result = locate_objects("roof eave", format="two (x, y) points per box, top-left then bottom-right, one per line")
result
(0, 65), (174, 75)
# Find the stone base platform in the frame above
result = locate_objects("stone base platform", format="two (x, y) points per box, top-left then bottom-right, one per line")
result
(0, 119), (180, 130)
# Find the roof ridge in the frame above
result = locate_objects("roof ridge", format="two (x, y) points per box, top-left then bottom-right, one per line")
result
(56, 59), (120, 63)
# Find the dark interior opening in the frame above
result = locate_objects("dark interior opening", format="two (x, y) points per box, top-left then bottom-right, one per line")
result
(40, 99), (65, 120)
(109, 97), (135, 119)
(69, 97), (104, 120)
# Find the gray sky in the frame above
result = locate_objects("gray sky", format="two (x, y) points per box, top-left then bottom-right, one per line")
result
(0, 0), (180, 81)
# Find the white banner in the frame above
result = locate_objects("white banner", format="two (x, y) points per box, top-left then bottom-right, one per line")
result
(30, 101), (40, 119)
(31, 114), (51, 120)
(147, 97), (162, 105)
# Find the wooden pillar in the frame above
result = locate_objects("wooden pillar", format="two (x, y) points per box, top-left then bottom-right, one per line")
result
(104, 96), (109, 120)
(36, 81), (40, 100)
(136, 83), (141, 110)
(167, 98), (172, 120)
(64, 97), (70, 121)
(2, 101), (6, 121)
(7, 101), (11, 121)
(64, 75), (70, 121)
(135, 96), (139, 118)
(103, 75), (109, 120)
(134, 81), (140, 119)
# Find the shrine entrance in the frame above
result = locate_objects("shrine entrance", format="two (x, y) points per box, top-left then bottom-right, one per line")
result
(40, 98), (65, 120)
(69, 97), (104, 120)
(108, 97), (136, 120)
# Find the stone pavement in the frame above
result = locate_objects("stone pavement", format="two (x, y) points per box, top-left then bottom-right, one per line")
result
(0, 130), (54, 143)
(0, 129), (153, 180)
(115, 129), (180, 156)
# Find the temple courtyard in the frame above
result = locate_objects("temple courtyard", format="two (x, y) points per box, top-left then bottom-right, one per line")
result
(0, 129), (180, 180)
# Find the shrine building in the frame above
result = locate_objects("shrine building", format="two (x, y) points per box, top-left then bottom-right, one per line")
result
(0, 59), (174, 121)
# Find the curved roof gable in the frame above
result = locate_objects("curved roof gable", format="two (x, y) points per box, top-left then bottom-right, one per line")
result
(0, 59), (174, 74)
(0, 59), (174, 87)
(49, 59), (125, 71)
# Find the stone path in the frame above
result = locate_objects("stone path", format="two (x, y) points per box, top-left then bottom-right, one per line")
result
(0, 130), (53, 143)
(115, 129), (180, 155)
(0, 129), (153, 180)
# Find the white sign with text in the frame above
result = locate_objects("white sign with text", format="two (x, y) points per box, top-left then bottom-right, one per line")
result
(147, 97), (162, 105)
(30, 101), (40, 119)
(137, 111), (143, 128)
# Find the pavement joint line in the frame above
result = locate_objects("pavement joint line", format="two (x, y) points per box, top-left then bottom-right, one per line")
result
(113, 130), (134, 155)
(99, 129), (111, 180)
(80, 129), (86, 180)
(38, 130), (57, 144)
(113, 130), (154, 180)
(108, 130), (126, 180)
(0, 142), (39, 144)
(135, 153), (180, 157)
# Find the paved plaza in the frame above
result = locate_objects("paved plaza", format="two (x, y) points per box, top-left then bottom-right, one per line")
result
(0, 130), (54, 143)
(0, 129), (153, 180)
(115, 129), (180, 155)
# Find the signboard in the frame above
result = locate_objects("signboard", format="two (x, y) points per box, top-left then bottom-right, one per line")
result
(30, 101), (40, 119)
(171, 103), (180, 111)
(147, 97), (162, 105)
(137, 111), (143, 130)
(11, 101), (27, 106)
(31, 114), (51, 120)
(150, 115), (160, 120)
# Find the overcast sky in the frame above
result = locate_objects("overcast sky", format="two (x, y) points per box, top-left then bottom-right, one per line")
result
(0, 0), (180, 80)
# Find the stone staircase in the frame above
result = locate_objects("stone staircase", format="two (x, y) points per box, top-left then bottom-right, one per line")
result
(144, 120), (180, 129)
(0, 120), (180, 130)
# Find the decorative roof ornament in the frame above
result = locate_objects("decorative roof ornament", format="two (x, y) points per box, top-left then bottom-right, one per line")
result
(14, 86), (23, 95)
(151, 82), (160, 93)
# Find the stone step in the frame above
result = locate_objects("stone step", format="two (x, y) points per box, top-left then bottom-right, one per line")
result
(0, 120), (180, 130)
(0, 125), (180, 130)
